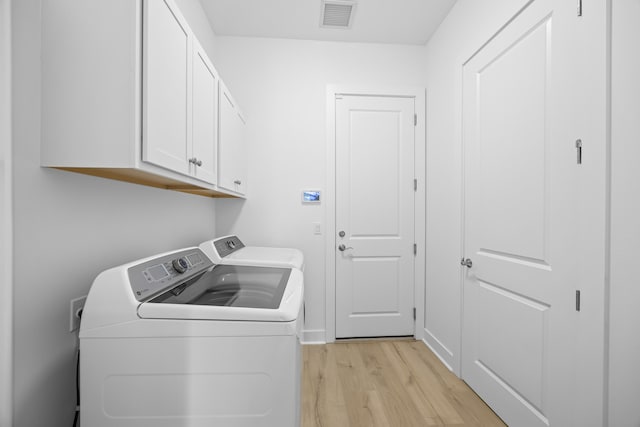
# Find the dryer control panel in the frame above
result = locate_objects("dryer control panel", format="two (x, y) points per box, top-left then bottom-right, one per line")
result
(213, 235), (246, 259)
(127, 249), (213, 302)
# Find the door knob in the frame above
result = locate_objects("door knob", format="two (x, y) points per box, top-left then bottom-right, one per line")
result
(338, 244), (353, 252)
(338, 230), (345, 237)
(460, 258), (473, 268)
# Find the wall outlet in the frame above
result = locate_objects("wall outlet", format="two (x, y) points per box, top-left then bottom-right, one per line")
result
(69, 296), (87, 333)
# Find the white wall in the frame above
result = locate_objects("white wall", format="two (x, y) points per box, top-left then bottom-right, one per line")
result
(212, 36), (428, 340)
(0, 0), (12, 424)
(609, 0), (640, 424)
(175, 0), (217, 60)
(11, 1), (220, 425)
(422, 0), (529, 372)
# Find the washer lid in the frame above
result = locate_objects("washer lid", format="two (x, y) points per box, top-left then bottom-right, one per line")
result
(137, 265), (303, 322)
(200, 235), (304, 271)
(200, 236), (305, 270)
(221, 246), (305, 270)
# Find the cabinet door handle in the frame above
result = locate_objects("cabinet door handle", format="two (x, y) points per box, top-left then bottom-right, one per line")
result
(189, 158), (203, 167)
(234, 180), (242, 185)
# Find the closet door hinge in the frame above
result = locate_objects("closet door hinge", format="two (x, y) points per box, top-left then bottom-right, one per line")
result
(414, 178), (417, 191)
(413, 243), (417, 255)
(414, 114), (417, 126)
(576, 290), (581, 311)
(577, 0), (583, 16)
(413, 307), (416, 320)
(576, 139), (583, 164)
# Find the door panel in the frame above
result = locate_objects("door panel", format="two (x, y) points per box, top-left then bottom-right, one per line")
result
(192, 41), (217, 184)
(143, 0), (190, 174)
(352, 257), (401, 313)
(462, 0), (580, 425)
(218, 85), (247, 195)
(476, 15), (549, 262)
(335, 95), (415, 339)
(349, 110), (401, 237)
(476, 281), (548, 411)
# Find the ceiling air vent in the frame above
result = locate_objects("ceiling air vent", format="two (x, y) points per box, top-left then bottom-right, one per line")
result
(320, 1), (356, 29)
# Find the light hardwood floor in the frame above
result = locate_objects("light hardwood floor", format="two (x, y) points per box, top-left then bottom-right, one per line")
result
(302, 340), (506, 427)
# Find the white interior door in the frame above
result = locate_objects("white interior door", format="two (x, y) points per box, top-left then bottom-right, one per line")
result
(461, 0), (602, 425)
(335, 95), (415, 339)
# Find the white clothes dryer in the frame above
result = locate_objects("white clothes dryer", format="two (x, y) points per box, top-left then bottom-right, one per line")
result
(79, 247), (303, 427)
(199, 235), (305, 271)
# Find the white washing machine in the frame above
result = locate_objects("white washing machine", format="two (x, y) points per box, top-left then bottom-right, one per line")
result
(199, 235), (305, 271)
(79, 247), (303, 427)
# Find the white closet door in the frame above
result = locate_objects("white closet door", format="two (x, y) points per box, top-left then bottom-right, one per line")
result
(461, 0), (606, 425)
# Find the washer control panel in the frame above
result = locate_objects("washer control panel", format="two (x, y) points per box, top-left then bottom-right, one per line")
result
(127, 249), (213, 301)
(213, 235), (245, 259)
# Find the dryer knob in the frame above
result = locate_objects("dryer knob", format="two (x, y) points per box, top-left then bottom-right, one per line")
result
(226, 240), (236, 250)
(172, 257), (189, 274)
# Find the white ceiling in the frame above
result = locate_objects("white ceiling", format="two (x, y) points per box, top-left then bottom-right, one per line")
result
(199, 0), (458, 45)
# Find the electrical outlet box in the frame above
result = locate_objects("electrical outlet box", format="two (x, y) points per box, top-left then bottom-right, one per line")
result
(69, 296), (87, 332)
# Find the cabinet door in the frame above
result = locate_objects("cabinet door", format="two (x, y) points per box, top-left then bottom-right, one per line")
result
(191, 40), (218, 185)
(233, 110), (247, 194)
(143, 0), (191, 175)
(218, 84), (247, 195)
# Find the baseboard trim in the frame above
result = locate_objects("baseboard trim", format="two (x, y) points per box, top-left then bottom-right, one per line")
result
(301, 329), (326, 344)
(423, 328), (456, 373)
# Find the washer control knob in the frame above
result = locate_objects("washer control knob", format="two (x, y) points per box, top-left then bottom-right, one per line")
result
(172, 257), (189, 274)
(226, 240), (237, 250)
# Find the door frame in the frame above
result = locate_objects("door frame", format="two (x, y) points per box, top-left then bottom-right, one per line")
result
(0, 0), (13, 424)
(325, 85), (426, 343)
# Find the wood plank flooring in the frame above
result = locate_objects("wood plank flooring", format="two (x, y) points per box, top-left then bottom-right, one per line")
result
(302, 340), (506, 427)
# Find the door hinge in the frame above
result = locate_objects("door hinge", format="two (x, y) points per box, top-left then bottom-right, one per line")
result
(577, 0), (583, 16)
(414, 178), (417, 191)
(576, 139), (583, 164)
(413, 243), (417, 255)
(413, 307), (416, 320)
(576, 290), (581, 311)
(414, 114), (417, 126)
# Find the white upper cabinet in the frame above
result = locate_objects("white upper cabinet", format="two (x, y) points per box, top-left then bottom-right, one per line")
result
(218, 82), (247, 195)
(41, 0), (242, 197)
